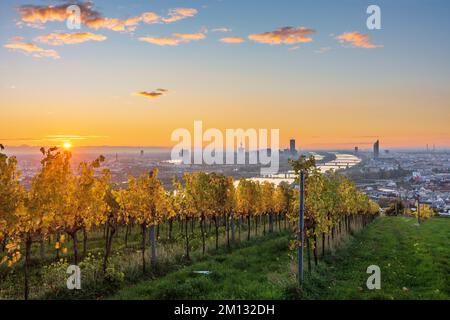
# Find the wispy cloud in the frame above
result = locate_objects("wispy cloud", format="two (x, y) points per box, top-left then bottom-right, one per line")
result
(139, 29), (206, 46)
(133, 88), (169, 100)
(17, 3), (72, 25)
(35, 32), (107, 46)
(220, 36), (245, 44)
(173, 32), (206, 41)
(161, 8), (198, 23)
(17, 3), (198, 32)
(18, 2), (139, 32)
(142, 8), (198, 25)
(212, 27), (231, 33)
(0, 138), (40, 142)
(138, 36), (180, 46)
(0, 135), (107, 143)
(4, 37), (59, 59)
(335, 32), (381, 49)
(248, 26), (315, 45)
(85, 15), (142, 32)
(45, 135), (107, 141)
(141, 12), (160, 24)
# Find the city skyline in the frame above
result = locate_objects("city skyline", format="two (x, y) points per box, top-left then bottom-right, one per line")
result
(1, 0), (450, 149)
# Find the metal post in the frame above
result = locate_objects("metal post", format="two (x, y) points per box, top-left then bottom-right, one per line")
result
(416, 195), (420, 224)
(298, 170), (305, 285)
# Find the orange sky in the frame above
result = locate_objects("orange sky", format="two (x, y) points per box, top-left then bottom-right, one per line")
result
(1, 1), (449, 150)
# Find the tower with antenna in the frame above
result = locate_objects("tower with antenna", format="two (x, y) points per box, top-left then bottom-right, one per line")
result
(373, 140), (380, 159)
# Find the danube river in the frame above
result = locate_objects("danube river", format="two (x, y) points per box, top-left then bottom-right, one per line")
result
(236, 153), (361, 186)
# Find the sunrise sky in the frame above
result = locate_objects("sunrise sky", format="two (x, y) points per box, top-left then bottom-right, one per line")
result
(1, 0), (450, 150)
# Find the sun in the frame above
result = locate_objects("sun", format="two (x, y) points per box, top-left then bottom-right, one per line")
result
(63, 142), (72, 149)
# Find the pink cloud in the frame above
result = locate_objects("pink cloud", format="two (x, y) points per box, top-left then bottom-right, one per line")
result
(4, 37), (59, 59)
(139, 30), (206, 46)
(35, 32), (107, 45)
(17, 3), (198, 32)
(220, 36), (245, 44)
(161, 8), (198, 23)
(335, 32), (382, 49)
(248, 26), (315, 45)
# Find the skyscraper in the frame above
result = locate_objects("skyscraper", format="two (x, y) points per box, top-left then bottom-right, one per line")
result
(290, 139), (296, 155)
(373, 140), (380, 159)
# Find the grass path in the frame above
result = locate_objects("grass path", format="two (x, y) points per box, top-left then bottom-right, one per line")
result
(111, 217), (450, 300)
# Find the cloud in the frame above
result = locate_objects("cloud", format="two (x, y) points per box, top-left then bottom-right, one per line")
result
(17, 2), (140, 32)
(248, 26), (315, 45)
(4, 37), (59, 59)
(173, 32), (206, 41)
(138, 36), (180, 46)
(0, 135), (108, 147)
(85, 7), (198, 31)
(141, 8), (198, 25)
(212, 27), (231, 33)
(335, 32), (381, 49)
(161, 8), (198, 23)
(139, 30), (206, 46)
(133, 89), (169, 100)
(219, 36), (245, 44)
(85, 16), (142, 32)
(45, 135), (107, 141)
(18, 3), (71, 24)
(35, 32), (107, 45)
(0, 138), (38, 142)
(141, 12), (160, 24)
(17, 3), (198, 32)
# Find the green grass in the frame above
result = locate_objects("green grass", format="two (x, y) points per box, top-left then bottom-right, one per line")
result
(302, 216), (450, 300)
(111, 233), (292, 300)
(110, 216), (450, 300)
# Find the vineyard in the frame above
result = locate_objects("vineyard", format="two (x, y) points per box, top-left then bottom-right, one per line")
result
(0, 146), (379, 300)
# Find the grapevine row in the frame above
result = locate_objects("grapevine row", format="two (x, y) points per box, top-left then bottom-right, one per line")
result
(0, 147), (379, 299)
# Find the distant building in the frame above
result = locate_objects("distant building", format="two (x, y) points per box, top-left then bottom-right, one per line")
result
(373, 140), (380, 159)
(140, 150), (144, 157)
(355, 146), (359, 154)
(290, 139), (296, 155)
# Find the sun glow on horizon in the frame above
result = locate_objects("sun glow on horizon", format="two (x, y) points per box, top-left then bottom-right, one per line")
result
(63, 142), (72, 149)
